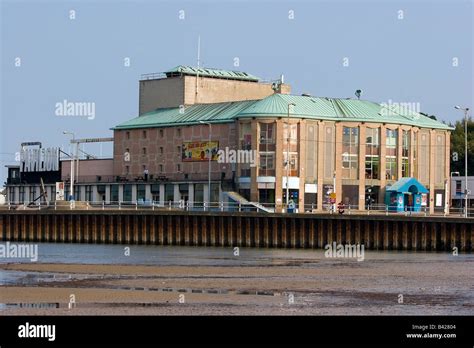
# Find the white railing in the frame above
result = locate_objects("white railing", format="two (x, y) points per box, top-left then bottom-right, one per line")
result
(1, 200), (473, 217)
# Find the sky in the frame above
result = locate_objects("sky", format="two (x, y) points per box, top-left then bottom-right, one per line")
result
(0, 0), (473, 184)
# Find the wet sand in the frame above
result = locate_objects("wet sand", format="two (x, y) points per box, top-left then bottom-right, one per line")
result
(1, 254), (473, 315)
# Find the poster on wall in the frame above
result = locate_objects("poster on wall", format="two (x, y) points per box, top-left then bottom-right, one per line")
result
(421, 193), (428, 206)
(56, 182), (65, 201)
(435, 193), (443, 207)
(182, 141), (219, 162)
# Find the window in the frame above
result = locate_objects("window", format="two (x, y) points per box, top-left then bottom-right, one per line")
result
(111, 185), (119, 202)
(342, 127), (359, 179)
(19, 186), (25, 203)
(365, 128), (380, 180)
(123, 185), (132, 202)
(151, 184), (160, 203)
(177, 164), (181, 172)
(85, 186), (93, 202)
(386, 129), (398, 180)
(137, 184), (146, 202)
(159, 129), (164, 138)
(283, 152), (298, 176)
(402, 130), (410, 177)
(177, 145), (181, 154)
(259, 153), (275, 176)
(165, 184), (174, 202)
(159, 164), (164, 173)
(125, 166), (130, 174)
(29, 186), (35, 202)
(125, 148), (129, 154)
(50, 186), (55, 202)
(386, 157), (397, 180)
(142, 147), (147, 155)
(365, 157), (380, 180)
(283, 123), (297, 144)
(413, 132), (418, 178)
(259, 123), (275, 144)
(176, 128), (181, 137)
(126, 131), (130, 140)
(160, 146), (164, 154)
(142, 130), (147, 139)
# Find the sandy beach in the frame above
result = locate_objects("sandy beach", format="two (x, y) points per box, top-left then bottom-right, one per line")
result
(1, 251), (473, 315)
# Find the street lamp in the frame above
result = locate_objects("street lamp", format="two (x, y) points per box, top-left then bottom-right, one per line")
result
(63, 131), (75, 201)
(454, 106), (470, 218)
(286, 103), (296, 212)
(199, 121), (212, 210)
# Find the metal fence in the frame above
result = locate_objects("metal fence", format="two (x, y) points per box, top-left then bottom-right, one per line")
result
(2, 200), (473, 217)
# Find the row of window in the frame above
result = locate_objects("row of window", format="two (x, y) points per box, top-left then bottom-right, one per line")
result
(125, 128), (182, 140)
(124, 164), (182, 175)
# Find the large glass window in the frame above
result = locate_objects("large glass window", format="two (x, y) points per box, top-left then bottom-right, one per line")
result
(210, 183), (220, 203)
(194, 184), (204, 206)
(365, 128), (380, 180)
(259, 153), (275, 176)
(151, 184), (160, 203)
(111, 185), (119, 202)
(123, 185), (132, 202)
(19, 186), (25, 203)
(240, 123), (252, 177)
(259, 123), (275, 144)
(137, 184), (146, 202)
(386, 129), (398, 180)
(165, 184), (174, 203)
(402, 130), (410, 177)
(342, 127), (359, 179)
(85, 186), (93, 202)
(413, 132), (418, 178)
(283, 152), (298, 176)
(283, 123), (298, 145)
(9, 187), (16, 203)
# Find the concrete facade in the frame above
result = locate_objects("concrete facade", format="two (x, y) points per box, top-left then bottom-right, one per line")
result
(139, 75), (290, 114)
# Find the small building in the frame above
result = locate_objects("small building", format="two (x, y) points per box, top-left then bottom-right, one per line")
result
(450, 176), (474, 209)
(385, 177), (429, 212)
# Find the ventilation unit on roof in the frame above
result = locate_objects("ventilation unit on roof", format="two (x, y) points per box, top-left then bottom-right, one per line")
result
(302, 93), (311, 97)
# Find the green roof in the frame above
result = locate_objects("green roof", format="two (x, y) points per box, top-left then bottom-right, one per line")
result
(165, 65), (260, 82)
(114, 94), (452, 130)
(237, 94), (453, 130)
(114, 100), (259, 129)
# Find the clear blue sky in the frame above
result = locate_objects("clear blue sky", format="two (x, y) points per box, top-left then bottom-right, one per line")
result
(1, 0), (472, 184)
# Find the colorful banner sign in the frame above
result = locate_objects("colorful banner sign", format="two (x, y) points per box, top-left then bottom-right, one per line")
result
(182, 141), (219, 162)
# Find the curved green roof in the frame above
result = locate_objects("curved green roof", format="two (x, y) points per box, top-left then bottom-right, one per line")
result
(237, 94), (452, 130)
(114, 94), (452, 130)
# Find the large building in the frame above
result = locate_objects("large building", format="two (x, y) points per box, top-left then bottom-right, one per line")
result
(4, 65), (453, 213)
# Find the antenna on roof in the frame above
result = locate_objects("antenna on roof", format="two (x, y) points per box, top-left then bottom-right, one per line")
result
(197, 35), (201, 68)
(196, 35), (201, 97)
(355, 89), (362, 100)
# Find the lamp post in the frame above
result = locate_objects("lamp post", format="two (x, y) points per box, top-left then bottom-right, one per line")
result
(286, 103), (296, 212)
(454, 106), (470, 218)
(199, 121), (212, 210)
(63, 131), (75, 201)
